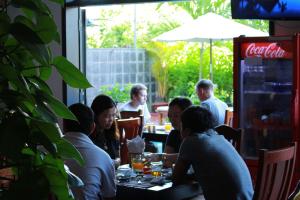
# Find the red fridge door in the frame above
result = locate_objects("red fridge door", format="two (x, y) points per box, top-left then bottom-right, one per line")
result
(235, 37), (294, 159)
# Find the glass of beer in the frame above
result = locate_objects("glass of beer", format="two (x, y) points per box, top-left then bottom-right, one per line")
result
(131, 154), (144, 174)
(151, 162), (162, 177)
(164, 123), (172, 132)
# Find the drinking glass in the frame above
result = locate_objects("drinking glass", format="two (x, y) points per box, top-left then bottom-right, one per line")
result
(164, 123), (172, 132)
(131, 154), (144, 174)
(151, 162), (162, 177)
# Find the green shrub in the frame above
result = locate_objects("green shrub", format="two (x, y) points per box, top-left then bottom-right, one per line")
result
(99, 83), (132, 103)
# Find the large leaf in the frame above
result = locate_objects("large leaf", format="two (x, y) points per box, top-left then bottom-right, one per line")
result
(35, 99), (58, 123)
(0, 12), (10, 37)
(39, 65), (52, 81)
(11, 0), (50, 15)
(36, 13), (60, 44)
(28, 77), (53, 95)
(38, 90), (77, 120)
(0, 64), (30, 94)
(32, 120), (62, 142)
(57, 138), (84, 166)
(0, 113), (28, 159)
(10, 22), (51, 66)
(48, 0), (64, 5)
(53, 56), (92, 89)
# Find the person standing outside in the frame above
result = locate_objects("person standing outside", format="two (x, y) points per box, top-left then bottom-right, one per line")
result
(173, 106), (253, 200)
(195, 79), (228, 125)
(63, 103), (116, 200)
(119, 83), (151, 123)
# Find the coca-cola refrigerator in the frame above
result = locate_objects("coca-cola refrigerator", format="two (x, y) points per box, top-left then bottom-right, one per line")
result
(233, 35), (300, 182)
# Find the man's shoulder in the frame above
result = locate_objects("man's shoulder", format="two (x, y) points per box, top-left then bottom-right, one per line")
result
(119, 101), (134, 111)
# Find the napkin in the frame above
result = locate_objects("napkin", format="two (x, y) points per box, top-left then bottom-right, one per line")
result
(127, 135), (145, 154)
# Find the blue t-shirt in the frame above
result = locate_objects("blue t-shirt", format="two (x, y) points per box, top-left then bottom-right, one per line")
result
(178, 129), (253, 200)
(201, 96), (228, 125)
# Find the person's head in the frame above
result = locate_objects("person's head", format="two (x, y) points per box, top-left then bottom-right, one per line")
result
(195, 79), (214, 101)
(181, 106), (217, 139)
(168, 97), (192, 130)
(64, 103), (95, 135)
(91, 94), (117, 131)
(130, 83), (148, 105)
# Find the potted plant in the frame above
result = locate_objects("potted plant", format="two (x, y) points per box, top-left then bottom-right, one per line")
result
(0, 0), (91, 199)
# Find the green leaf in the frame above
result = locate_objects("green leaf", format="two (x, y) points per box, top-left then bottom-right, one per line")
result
(0, 113), (28, 159)
(11, 0), (50, 15)
(36, 13), (59, 43)
(0, 12), (11, 36)
(32, 120), (61, 142)
(35, 99), (58, 123)
(38, 91), (77, 120)
(28, 76), (53, 95)
(48, 0), (64, 5)
(53, 56), (92, 89)
(10, 22), (51, 65)
(39, 65), (52, 80)
(0, 64), (28, 91)
(57, 138), (84, 166)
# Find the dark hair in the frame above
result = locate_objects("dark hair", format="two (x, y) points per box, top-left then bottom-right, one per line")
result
(91, 94), (119, 140)
(130, 83), (147, 99)
(181, 106), (217, 134)
(64, 103), (94, 135)
(169, 97), (192, 111)
(91, 94), (117, 117)
(196, 79), (215, 90)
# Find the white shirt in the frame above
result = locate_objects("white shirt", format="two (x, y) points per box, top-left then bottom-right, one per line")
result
(119, 101), (151, 123)
(201, 95), (228, 125)
(63, 132), (116, 200)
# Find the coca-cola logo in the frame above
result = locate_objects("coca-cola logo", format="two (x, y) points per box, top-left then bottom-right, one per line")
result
(245, 43), (286, 58)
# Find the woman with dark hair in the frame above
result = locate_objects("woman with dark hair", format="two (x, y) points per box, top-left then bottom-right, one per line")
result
(90, 94), (120, 166)
(173, 106), (253, 200)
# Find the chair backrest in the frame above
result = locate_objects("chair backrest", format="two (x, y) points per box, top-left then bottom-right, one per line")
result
(253, 142), (297, 200)
(120, 110), (144, 135)
(117, 117), (141, 165)
(224, 109), (234, 127)
(214, 124), (241, 152)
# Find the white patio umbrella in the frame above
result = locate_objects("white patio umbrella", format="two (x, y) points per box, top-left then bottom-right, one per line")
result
(153, 12), (268, 80)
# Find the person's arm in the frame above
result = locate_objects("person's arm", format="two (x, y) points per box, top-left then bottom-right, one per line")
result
(164, 145), (175, 154)
(172, 158), (190, 186)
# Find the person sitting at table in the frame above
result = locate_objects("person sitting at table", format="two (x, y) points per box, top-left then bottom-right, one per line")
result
(173, 106), (253, 200)
(63, 103), (116, 200)
(195, 79), (228, 125)
(90, 94), (120, 167)
(165, 97), (192, 154)
(119, 83), (151, 124)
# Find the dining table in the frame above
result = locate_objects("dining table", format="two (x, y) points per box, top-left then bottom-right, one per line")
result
(116, 164), (204, 200)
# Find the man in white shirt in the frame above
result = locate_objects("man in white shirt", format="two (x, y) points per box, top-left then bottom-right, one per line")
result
(196, 79), (228, 125)
(63, 103), (116, 200)
(119, 83), (151, 123)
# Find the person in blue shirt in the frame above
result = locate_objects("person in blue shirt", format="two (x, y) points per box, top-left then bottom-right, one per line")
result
(173, 106), (253, 200)
(196, 79), (228, 125)
(64, 103), (116, 200)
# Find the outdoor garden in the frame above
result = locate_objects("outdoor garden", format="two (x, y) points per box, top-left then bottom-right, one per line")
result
(86, 0), (269, 106)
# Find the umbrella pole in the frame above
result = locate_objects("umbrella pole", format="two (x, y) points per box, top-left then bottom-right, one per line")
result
(209, 39), (213, 81)
(199, 42), (204, 80)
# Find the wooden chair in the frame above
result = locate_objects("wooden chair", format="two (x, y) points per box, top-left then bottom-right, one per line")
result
(117, 117), (141, 165)
(224, 109), (234, 127)
(120, 110), (144, 135)
(214, 124), (241, 152)
(253, 142), (297, 200)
